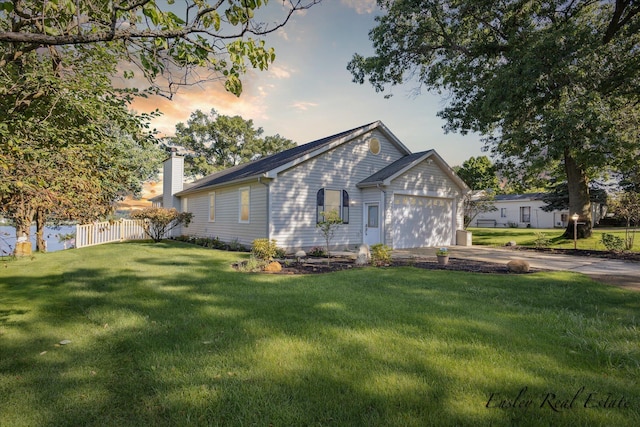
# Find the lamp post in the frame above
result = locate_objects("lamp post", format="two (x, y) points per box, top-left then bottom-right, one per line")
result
(572, 213), (580, 250)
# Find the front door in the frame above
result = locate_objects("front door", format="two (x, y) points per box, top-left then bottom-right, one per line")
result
(363, 203), (381, 246)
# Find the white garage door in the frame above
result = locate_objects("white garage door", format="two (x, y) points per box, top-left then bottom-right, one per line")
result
(392, 196), (453, 248)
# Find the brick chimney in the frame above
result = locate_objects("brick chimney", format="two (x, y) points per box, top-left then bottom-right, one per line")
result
(162, 150), (184, 210)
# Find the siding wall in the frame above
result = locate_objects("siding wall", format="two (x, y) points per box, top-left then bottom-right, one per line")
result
(474, 200), (567, 228)
(269, 129), (405, 251)
(179, 181), (268, 247)
(387, 160), (464, 247)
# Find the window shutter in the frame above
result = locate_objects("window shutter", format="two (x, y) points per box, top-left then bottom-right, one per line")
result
(316, 189), (324, 223)
(342, 190), (349, 224)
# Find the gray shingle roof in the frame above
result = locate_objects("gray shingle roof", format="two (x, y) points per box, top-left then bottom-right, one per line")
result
(177, 122), (378, 195)
(494, 193), (546, 201)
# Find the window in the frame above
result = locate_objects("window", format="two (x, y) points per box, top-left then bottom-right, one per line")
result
(367, 205), (379, 228)
(316, 188), (349, 223)
(520, 206), (531, 223)
(239, 187), (250, 223)
(181, 197), (189, 228)
(369, 137), (381, 155)
(209, 192), (216, 222)
(500, 208), (507, 218)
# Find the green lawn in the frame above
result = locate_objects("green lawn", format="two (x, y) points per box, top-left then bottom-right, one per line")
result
(469, 227), (640, 252)
(1, 242), (639, 426)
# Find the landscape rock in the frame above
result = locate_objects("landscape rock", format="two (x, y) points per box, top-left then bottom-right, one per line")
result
(295, 250), (306, 259)
(355, 254), (369, 266)
(264, 261), (282, 273)
(505, 241), (517, 247)
(507, 260), (530, 273)
(355, 244), (371, 266)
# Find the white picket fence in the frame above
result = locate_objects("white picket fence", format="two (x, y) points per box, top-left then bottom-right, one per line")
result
(75, 219), (149, 249)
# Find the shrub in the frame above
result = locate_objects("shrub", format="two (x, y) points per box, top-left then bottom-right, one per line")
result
(252, 239), (279, 261)
(601, 233), (625, 252)
(236, 256), (267, 272)
(274, 247), (287, 259)
(533, 232), (551, 249)
(227, 238), (247, 252)
(131, 207), (193, 242)
(371, 243), (392, 266)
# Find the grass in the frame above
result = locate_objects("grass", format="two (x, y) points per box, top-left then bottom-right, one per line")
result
(468, 227), (640, 252)
(1, 241), (639, 426)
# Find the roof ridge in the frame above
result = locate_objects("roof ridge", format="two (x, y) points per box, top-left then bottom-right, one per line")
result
(179, 121), (381, 194)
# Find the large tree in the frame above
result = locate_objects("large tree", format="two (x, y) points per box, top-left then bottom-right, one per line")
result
(165, 109), (296, 178)
(0, 0), (320, 98)
(348, 0), (640, 238)
(0, 44), (162, 250)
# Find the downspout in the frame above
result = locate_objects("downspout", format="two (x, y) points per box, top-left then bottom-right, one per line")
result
(258, 177), (270, 239)
(376, 183), (387, 245)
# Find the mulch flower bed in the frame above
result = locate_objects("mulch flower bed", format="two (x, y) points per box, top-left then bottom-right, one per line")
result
(273, 257), (534, 275)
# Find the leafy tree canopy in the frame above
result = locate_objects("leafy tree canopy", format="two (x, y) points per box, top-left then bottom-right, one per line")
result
(349, 0), (640, 237)
(164, 109), (296, 178)
(454, 156), (500, 192)
(0, 43), (163, 248)
(0, 0), (321, 97)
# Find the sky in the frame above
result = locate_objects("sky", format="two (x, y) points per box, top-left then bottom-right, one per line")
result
(132, 0), (485, 167)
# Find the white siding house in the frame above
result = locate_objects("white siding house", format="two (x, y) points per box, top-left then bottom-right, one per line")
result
(473, 193), (603, 228)
(159, 121), (470, 251)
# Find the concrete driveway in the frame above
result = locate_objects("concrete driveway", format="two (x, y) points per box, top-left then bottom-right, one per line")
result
(394, 246), (640, 291)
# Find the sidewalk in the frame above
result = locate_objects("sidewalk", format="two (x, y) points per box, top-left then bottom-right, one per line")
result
(394, 246), (640, 291)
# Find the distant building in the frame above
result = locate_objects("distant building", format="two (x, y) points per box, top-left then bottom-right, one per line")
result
(473, 193), (604, 228)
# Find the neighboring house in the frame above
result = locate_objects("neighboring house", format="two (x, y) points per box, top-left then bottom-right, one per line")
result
(473, 193), (604, 228)
(157, 121), (470, 251)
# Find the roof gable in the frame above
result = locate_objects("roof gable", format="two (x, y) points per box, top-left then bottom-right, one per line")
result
(176, 121), (410, 195)
(358, 150), (470, 192)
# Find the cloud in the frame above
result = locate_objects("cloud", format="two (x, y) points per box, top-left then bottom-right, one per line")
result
(130, 74), (270, 137)
(269, 64), (293, 79)
(340, 0), (378, 14)
(277, 29), (289, 41)
(291, 101), (318, 111)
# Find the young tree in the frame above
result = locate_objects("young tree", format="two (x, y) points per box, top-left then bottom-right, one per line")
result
(0, 0), (321, 98)
(463, 192), (498, 229)
(348, 0), (640, 238)
(609, 191), (640, 250)
(164, 109), (296, 178)
(131, 207), (193, 242)
(316, 209), (343, 265)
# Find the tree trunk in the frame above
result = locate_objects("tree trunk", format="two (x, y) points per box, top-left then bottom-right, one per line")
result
(563, 150), (592, 238)
(35, 208), (47, 252)
(13, 203), (33, 241)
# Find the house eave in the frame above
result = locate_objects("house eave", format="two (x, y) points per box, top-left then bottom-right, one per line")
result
(175, 174), (271, 196)
(356, 181), (384, 189)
